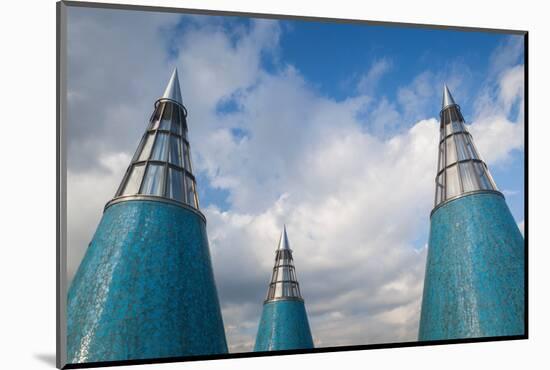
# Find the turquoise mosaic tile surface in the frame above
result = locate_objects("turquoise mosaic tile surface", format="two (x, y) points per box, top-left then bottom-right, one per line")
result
(419, 193), (525, 340)
(67, 200), (228, 363)
(254, 299), (314, 351)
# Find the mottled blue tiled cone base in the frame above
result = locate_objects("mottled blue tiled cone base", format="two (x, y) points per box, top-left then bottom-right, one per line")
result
(254, 299), (314, 351)
(419, 192), (525, 341)
(67, 200), (228, 363)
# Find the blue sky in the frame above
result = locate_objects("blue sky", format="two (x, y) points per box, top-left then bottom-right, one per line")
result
(190, 15), (525, 235)
(66, 7), (525, 352)
(279, 23), (502, 99)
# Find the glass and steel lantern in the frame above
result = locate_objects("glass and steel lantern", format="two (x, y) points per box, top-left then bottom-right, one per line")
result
(433, 84), (499, 211)
(111, 69), (200, 210)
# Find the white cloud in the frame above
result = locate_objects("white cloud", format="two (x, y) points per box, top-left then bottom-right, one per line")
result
(499, 65), (525, 114)
(364, 97), (402, 138)
(193, 57), (440, 349)
(357, 58), (392, 94)
(66, 9), (524, 354)
(197, 35), (524, 350)
(66, 7), (181, 172)
(488, 35), (524, 79)
(468, 115), (524, 165)
(469, 65), (524, 166)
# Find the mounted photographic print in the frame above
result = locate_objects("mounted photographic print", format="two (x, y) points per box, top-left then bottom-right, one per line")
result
(56, 1), (527, 368)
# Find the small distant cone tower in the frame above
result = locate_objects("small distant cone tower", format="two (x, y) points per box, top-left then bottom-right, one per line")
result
(67, 69), (228, 363)
(254, 226), (314, 351)
(418, 85), (525, 340)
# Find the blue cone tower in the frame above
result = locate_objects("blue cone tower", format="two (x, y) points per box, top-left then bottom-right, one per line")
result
(254, 226), (314, 351)
(67, 69), (228, 363)
(418, 85), (525, 341)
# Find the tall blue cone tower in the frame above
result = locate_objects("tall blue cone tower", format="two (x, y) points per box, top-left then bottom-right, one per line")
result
(67, 69), (228, 363)
(254, 226), (314, 351)
(418, 85), (525, 341)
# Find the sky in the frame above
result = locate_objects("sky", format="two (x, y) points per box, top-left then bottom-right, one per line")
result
(66, 6), (525, 353)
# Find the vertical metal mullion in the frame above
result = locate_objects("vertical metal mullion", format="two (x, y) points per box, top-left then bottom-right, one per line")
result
(177, 105), (189, 204)
(164, 163), (171, 199)
(474, 162), (486, 190)
(181, 138), (186, 170)
(157, 101), (166, 131)
(131, 133), (145, 163)
(138, 133), (155, 194)
(158, 102), (169, 197)
(443, 135), (447, 202)
(179, 108), (185, 136)
(182, 113), (188, 140)
(469, 132), (481, 160)
(470, 161), (482, 190)
(150, 102), (162, 129)
(453, 134), (464, 193)
(162, 131), (170, 198)
(466, 133), (483, 191)
(486, 165), (498, 190)
(115, 166), (131, 197)
(434, 141), (445, 205)
(183, 140), (189, 172)
(179, 107), (183, 134)
(118, 129), (147, 197)
(137, 163), (149, 195)
(182, 169), (188, 205)
(186, 141), (194, 174)
(193, 182), (199, 209)
(154, 103), (166, 138)
(138, 103), (163, 194)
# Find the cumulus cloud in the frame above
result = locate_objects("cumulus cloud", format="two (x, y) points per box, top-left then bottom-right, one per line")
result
(470, 46), (524, 166)
(488, 35), (524, 79)
(66, 9), (524, 354)
(66, 7), (181, 172)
